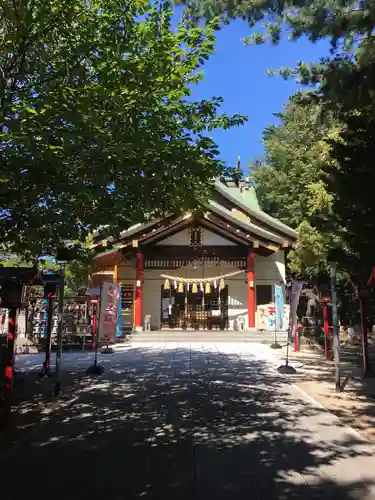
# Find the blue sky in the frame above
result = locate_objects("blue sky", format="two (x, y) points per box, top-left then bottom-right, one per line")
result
(189, 19), (330, 172)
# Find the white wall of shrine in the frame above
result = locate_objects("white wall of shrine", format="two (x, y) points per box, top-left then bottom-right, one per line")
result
(111, 232), (286, 330)
(141, 252), (285, 330)
(254, 250), (286, 286)
(142, 261), (249, 330)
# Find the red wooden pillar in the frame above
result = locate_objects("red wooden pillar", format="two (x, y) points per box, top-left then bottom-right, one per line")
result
(247, 251), (255, 328)
(134, 252), (144, 331)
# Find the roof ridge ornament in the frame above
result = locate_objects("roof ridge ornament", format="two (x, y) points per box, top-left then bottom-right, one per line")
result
(232, 155), (242, 187)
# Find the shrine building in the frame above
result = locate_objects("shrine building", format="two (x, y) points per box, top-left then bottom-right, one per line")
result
(91, 178), (297, 332)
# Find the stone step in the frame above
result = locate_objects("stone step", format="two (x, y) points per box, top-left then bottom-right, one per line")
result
(128, 330), (288, 344)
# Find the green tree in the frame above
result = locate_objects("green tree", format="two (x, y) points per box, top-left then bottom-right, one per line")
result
(0, 0), (246, 259)
(180, 0), (375, 281)
(178, 0), (375, 50)
(0, 253), (93, 295)
(250, 94), (343, 276)
(326, 110), (375, 283)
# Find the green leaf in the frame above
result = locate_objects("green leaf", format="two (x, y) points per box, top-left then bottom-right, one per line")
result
(0, 0), (245, 259)
(24, 106), (38, 114)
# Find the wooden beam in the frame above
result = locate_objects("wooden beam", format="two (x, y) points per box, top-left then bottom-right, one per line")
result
(204, 213), (276, 250)
(144, 246), (247, 259)
(202, 213), (253, 246)
(138, 216), (192, 246)
(266, 244), (280, 252)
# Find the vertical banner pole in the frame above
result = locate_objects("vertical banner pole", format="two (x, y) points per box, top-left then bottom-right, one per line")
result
(278, 280), (301, 374)
(359, 293), (370, 376)
(134, 252), (144, 331)
(270, 284), (282, 349)
(116, 286), (123, 341)
(54, 262), (66, 397)
(87, 284), (106, 374)
(330, 263), (341, 392)
(40, 294), (54, 377)
(91, 301), (97, 352)
(323, 303), (329, 360)
(94, 287), (102, 366)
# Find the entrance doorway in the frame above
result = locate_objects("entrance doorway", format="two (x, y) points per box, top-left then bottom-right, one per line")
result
(160, 285), (228, 330)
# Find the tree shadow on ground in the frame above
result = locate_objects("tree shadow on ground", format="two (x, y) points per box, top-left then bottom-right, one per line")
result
(279, 339), (375, 442)
(1, 346), (375, 500)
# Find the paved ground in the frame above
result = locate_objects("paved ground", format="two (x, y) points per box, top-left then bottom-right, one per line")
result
(255, 342), (375, 441)
(3, 343), (375, 499)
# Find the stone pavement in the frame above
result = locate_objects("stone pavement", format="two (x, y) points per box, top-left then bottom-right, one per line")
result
(255, 342), (375, 442)
(2, 344), (375, 499)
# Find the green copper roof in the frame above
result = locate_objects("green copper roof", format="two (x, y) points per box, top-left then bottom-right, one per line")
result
(206, 200), (284, 245)
(93, 178), (297, 251)
(214, 179), (297, 239)
(240, 185), (260, 211)
(217, 179), (260, 212)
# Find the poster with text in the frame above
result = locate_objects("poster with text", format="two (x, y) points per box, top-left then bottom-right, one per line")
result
(257, 303), (290, 331)
(99, 283), (121, 344)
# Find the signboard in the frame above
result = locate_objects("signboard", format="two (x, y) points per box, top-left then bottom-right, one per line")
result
(98, 283), (121, 344)
(257, 304), (276, 330)
(274, 285), (284, 330)
(257, 303), (290, 331)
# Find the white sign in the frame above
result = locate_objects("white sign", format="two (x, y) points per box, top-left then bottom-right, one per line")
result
(257, 303), (290, 331)
(98, 283), (121, 344)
